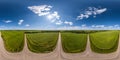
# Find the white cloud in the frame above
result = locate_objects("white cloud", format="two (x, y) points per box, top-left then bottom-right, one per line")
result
(64, 21), (73, 26)
(25, 24), (30, 27)
(18, 20), (24, 25)
(56, 24), (119, 30)
(77, 14), (89, 20)
(114, 24), (119, 27)
(91, 25), (105, 28)
(28, 5), (52, 16)
(47, 11), (60, 22)
(108, 26), (113, 28)
(95, 25), (105, 28)
(91, 25), (95, 28)
(55, 20), (63, 25)
(3, 20), (12, 23)
(28, 5), (73, 26)
(85, 11), (92, 15)
(90, 24), (120, 30)
(28, 5), (61, 24)
(95, 8), (107, 14)
(77, 7), (107, 20)
(56, 26), (80, 30)
(81, 24), (86, 27)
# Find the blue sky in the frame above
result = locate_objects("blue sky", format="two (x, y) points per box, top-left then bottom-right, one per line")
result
(0, 0), (120, 30)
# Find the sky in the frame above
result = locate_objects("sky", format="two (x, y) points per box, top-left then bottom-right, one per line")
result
(0, 0), (120, 30)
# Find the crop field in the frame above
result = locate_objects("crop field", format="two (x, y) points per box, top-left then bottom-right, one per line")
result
(26, 33), (58, 53)
(90, 31), (119, 53)
(0, 30), (119, 54)
(1, 30), (24, 52)
(61, 33), (87, 53)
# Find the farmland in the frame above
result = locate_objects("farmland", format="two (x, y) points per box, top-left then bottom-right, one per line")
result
(1, 30), (24, 52)
(0, 30), (120, 60)
(0, 30), (119, 54)
(61, 33), (87, 53)
(90, 31), (119, 53)
(26, 32), (58, 53)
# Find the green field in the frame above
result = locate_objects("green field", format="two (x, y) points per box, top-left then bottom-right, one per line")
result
(0, 30), (119, 54)
(90, 31), (119, 53)
(1, 30), (24, 52)
(61, 33), (87, 53)
(26, 33), (58, 53)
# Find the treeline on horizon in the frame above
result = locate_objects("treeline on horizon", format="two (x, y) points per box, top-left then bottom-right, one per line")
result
(1, 30), (118, 34)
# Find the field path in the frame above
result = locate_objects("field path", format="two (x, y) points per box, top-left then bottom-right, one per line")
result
(60, 34), (120, 60)
(24, 34), (57, 60)
(87, 34), (120, 60)
(108, 33), (120, 60)
(0, 32), (61, 60)
(0, 32), (25, 60)
(24, 32), (65, 60)
(0, 31), (120, 60)
(60, 34), (91, 60)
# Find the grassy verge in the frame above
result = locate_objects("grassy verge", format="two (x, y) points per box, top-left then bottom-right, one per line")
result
(61, 33), (87, 53)
(1, 30), (24, 52)
(26, 33), (58, 53)
(90, 31), (119, 53)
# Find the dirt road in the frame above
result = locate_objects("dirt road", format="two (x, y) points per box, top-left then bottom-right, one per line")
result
(60, 34), (120, 60)
(0, 32), (120, 60)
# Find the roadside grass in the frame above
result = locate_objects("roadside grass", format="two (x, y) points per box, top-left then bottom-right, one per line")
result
(1, 30), (24, 52)
(26, 33), (58, 53)
(61, 33), (87, 53)
(90, 31), (119, 53)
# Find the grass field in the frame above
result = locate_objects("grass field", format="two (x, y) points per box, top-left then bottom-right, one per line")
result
(61, 33), (87, 53)
(1, 30), (24, 52)
(0, 30), (119, 54)
(26, 33), (58, 53)
(90, 31), (119, 53)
